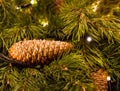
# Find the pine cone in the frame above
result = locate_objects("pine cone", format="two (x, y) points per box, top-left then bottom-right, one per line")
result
(8, 39), (72, 66)
(91, 69), (108, 91)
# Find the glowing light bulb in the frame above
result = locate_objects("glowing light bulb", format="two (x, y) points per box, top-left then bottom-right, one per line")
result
(16, 6), (20, 10)
(107, 76), (111, 81)
(30, 0), (37, 5)
(41, 21), (48, 27)
(87, 36), (92, 42)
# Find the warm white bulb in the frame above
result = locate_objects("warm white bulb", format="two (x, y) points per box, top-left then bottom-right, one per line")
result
(41, 21), (48, 27)
(87, 36), (92, 42)
(16, 6), (20, 10)
(30, 0), (35, 4)
(107, 76), (111, 81)
(43, 23), (48, 27)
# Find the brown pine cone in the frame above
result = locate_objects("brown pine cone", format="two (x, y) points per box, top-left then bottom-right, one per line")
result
(91, 69), (108, 91)
(8, 39), (73, 66)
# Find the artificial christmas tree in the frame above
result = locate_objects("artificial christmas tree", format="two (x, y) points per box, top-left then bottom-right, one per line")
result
(0, 0), (120, 91)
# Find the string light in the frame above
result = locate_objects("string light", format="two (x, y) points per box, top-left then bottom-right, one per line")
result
(16, 6), (20, 10)
(41, 21), (48, 27)
(15, 6), (22, 12)
(107, 76), (111, 81)
(86, 36), (92, 42)
(30, 0), (37, 5)
(39, 18), (49, 27)
(107, 76), (112, 91)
